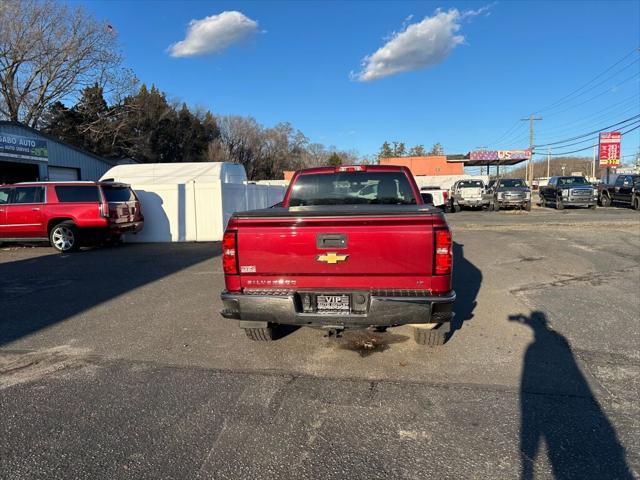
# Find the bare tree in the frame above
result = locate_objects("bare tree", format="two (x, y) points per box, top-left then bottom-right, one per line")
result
(0, 0), (125, 127)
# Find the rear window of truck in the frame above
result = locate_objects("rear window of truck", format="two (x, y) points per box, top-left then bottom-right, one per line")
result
(55, 186), (100, 203)
(102, 186), (136, 202)
(289, 172), (417, 206)
(498, 179), (526, 188)
(458, 181), (483, 188)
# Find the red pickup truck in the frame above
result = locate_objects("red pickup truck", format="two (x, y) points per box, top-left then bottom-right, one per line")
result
(0, 181), (143, 252)
(220, 165), (455, 346)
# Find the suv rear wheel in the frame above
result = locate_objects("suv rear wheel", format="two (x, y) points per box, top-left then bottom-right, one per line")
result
(49, 221), (79, 253)
(633, 196), (640, 210)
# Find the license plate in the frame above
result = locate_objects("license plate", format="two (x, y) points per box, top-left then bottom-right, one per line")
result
(317, 294), (350, 314)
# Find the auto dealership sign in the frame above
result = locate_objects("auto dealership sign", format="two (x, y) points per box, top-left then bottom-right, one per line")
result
(598, 132), (621, 167)
(0, 133), (48, 161)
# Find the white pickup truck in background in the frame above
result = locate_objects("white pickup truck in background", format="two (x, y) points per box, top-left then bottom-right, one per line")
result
(448, 179), (491, 212)
(420, 186), (449, 211)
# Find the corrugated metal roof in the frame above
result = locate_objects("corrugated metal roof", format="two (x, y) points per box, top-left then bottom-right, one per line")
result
(0, 121), (117, 165)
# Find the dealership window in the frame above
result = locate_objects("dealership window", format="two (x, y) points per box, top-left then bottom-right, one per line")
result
(12, 187), (44, 204)
(55, 185), (100, 203)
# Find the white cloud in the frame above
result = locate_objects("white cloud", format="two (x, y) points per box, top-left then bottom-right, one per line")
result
(168, 11), (259, 57)
(352, 7), (489, 81)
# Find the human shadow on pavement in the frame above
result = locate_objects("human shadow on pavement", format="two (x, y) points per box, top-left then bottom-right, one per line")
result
(510, 311), (633, 480)
(449, 242), (481, 340)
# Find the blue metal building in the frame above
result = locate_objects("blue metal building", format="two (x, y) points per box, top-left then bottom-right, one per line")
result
(0, 121), (118, 183)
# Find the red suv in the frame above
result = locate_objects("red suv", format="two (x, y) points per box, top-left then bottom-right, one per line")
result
(0, 181), (143, 252)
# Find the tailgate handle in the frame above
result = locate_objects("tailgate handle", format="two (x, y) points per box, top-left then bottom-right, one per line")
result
(317, 233), (347, 249)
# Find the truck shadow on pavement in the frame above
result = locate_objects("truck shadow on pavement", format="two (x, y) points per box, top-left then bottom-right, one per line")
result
(510, 311), (633, 480)
(449, 242), (481, 341)
(0, 243), (220, 347)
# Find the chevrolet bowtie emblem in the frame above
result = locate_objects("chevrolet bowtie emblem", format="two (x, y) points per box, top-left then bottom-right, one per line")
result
(317, 252), (349, 264)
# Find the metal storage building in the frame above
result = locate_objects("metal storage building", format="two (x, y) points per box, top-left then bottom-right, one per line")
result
(0, 121), (117, 183)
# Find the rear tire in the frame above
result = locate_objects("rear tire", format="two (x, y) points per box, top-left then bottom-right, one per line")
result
(49, 221), (79, 253)
(540, 195), (546, 207)
(244, 326), (275, 341)
(413, 325), (447, 346)
(556, 198), (564, 210)
(601, 193), (611, 207)
(633, 196), (640, 210)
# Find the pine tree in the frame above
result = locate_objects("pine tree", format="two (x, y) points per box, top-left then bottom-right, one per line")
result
(378, 141), (394, 159)
(327, 152), (342, 166)
(408, 144), (426, 156)
(429, 142), (444, 155)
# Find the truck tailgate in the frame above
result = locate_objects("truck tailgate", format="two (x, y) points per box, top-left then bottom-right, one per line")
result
(232, 206), (440, 290)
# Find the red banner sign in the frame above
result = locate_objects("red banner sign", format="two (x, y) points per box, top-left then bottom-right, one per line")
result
(599, 132), (621, 167)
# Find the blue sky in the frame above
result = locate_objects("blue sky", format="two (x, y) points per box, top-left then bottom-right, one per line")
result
(81, 0), (639, 162)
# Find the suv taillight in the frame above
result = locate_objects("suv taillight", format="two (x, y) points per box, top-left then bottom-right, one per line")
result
(222, 231), (238, 274)
(443, 191), (448, 202)
(434, 228), (452, 275)
(99, 202), (109, 218)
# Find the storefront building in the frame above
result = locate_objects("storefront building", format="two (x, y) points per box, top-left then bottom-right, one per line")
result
(0, 121), (117, 184)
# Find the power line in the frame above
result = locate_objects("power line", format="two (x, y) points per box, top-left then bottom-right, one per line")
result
(534, 94), (639, 140)
(533, 47), (640, 114)
(543, 123), (640, 156)
(540, 70), (640, 119)
(487, 120), (523, 147)
(540, 119), (640, 151)
(486, 47), (640, 153)
(534, 114), (640, 147)
(494, 124), (529, 147)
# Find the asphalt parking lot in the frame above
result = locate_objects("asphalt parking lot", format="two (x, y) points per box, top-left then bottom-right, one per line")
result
(1, 206), (639, 479)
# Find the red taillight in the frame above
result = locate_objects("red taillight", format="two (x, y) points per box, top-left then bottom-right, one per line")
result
(222, 231), (238, 274)
(443, 191), (448, 201)
(434, 228), (452, 275)
(99, 202), (109, 218)
(336, 165), (367, 173)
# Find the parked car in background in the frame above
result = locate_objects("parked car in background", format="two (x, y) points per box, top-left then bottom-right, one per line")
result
(220, 165), (455, 346)
(488, 178), (531, 211)
(599, 174), (640, 210)
(420, 186), (449, 211)
(449, 179), (490, 212)
(0, 181), (143, 252)
(538, 176), (598, 210)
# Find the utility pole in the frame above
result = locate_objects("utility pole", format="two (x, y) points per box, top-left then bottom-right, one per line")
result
(547, 148), (551, 178)
(521, 114), (543, 187)
(592, 146), (597, 180)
